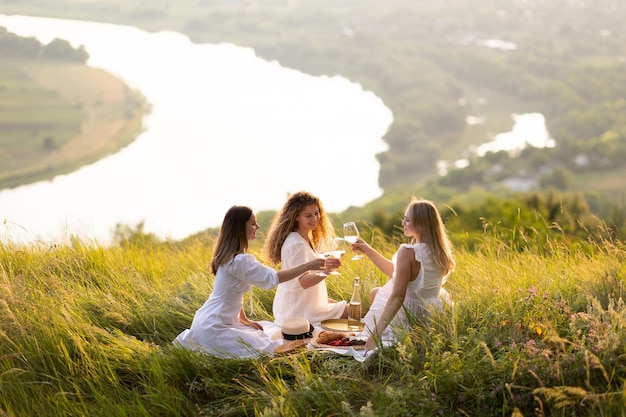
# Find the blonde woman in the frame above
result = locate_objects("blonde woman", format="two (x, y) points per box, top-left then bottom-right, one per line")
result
(350, 197), (455, 353)
(264, 191), (348, 326)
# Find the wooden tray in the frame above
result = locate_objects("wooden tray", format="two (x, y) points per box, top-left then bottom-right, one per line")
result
(320, 319), (364, 332)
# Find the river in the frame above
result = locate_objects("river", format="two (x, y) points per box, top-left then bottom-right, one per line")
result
(0, 14), (393, 244)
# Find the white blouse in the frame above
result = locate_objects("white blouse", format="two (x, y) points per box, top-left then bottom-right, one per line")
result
(272, 232), (346, 325)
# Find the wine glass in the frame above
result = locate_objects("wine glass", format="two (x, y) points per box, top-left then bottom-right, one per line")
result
(322, 237), (346, 275)
(343, 222), (363, 260)
(315, 252), (330, 277)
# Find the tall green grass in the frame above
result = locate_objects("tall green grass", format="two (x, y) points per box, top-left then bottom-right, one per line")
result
(1, 224), (625, 416)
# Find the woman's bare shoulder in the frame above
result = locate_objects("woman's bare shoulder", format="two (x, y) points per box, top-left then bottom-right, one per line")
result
(398, 243), (424, 263)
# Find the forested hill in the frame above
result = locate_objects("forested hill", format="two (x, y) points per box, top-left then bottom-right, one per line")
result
(179, 0), (626, 194)
(0, 26), (88, 61)
(2, 0), (625, 198)
(188, 0), (626, 185)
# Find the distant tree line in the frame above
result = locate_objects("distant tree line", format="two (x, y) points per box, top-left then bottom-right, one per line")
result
(0, 27), (88, 62)
(355, 186), (625, 254)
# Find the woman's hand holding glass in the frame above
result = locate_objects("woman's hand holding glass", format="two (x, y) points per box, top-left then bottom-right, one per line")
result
(322, 237), (346, 275)
(351, 237), (372, 256)
(315, 255), (342, 277)
(343, 222), (364, 260)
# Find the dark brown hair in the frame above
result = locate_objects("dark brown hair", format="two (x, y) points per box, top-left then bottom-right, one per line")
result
(210, 205), (253, 274)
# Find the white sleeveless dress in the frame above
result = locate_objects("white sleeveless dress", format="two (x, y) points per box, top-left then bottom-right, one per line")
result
(359, 243), (451, 342)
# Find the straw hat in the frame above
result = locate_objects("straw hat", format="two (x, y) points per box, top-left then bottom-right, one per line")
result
(273, 339), (307, 356)
(271, 317), (321, 341)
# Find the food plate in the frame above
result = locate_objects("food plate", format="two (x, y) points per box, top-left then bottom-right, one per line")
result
(311, 338), (365, 350)
(320, 319), (364, 332)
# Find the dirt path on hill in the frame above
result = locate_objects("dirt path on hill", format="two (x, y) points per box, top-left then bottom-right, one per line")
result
(1, 63), (145, 187)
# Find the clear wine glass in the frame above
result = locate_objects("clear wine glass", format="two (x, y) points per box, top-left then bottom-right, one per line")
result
(343, 221), (363, 260)
(322, 237), (345, 275)
(316, 252), (330, 277)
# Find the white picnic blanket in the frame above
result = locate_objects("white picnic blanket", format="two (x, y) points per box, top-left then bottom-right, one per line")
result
(258, 320), (380, 362)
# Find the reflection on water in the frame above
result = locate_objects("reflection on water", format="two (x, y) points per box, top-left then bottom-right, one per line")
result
(0, 14), (393, 244)
(437, 112), (555, 176)
(476, 38), (517, 51)
(474, 113), (555, 157)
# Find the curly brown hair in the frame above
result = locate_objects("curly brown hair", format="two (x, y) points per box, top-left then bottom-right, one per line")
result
(263, 191), (335, 265)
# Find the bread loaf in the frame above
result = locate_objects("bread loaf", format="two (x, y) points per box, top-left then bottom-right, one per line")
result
(316, 330), (346, 345)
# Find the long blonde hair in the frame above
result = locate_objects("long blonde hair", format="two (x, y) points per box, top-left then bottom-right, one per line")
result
(407, 197), (455, 275)
(263, 191), (334, 265)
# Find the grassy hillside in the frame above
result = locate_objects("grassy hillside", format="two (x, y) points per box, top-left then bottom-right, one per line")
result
(1, 4), (625, 415)
(0, 223), (625, 416)
(0, 59), (146, 189)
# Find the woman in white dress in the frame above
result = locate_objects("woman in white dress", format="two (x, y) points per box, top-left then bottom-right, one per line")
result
(174, 205), (340, 358)
(264, 191), (348, 326)
(350, 197), (455, 353)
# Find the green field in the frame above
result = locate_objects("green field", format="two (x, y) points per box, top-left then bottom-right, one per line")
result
(0, 60), (146, 189)
(1, 223), (625, 416)
(0, 62), (81, 171)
